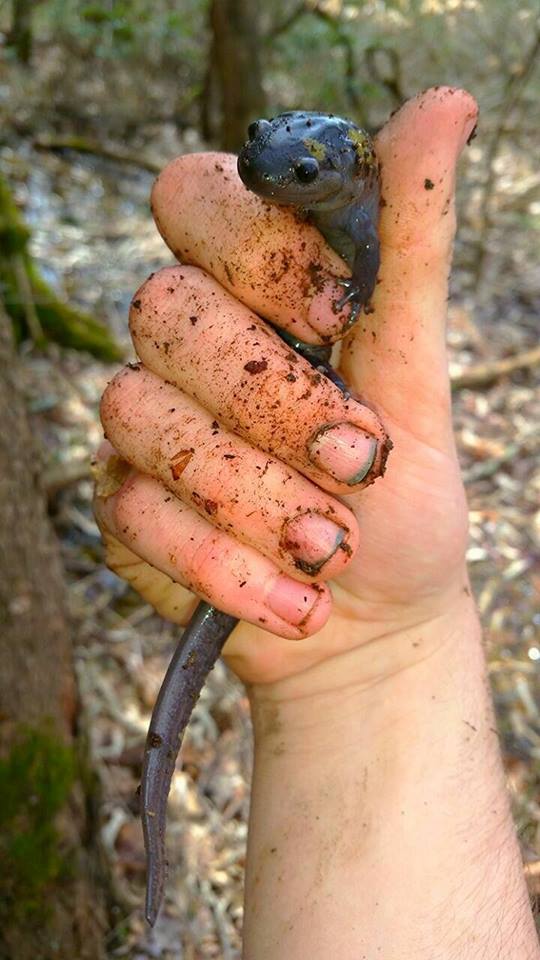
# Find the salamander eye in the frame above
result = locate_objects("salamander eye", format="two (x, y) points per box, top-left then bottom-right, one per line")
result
(247, 119), (271, 140)
(294, 157), (319, 183)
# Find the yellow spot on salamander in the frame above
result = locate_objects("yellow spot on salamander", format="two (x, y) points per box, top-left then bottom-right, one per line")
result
(303, 138), (326, 161)
(347, 128), (377, 169)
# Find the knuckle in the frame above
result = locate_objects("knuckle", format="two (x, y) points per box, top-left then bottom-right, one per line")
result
(188, 530), (225, 590)
(109, 474), (143, 541)
(129, 267), (171, 332)
(128, 264), (203, 336)
(100, 367), (136, 427)
(100, 365), (155, 440)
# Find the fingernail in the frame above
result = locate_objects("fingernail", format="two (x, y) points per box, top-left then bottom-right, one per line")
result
(95, 439), (116, 462)
(266, 576), (322, 627)
(92, 450), (132, 499)
(459, 111), (479, 152)
(282, 512), (346, 574)
(309, 423), (377, 485)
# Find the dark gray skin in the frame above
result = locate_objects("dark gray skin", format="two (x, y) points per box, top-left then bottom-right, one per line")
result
(141, 604), (237, 926)
(141, 111), (382, 928)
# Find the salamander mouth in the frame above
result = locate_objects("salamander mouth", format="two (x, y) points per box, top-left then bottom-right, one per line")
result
(237, 154), (342, 207)
(263, 180), (341, 206)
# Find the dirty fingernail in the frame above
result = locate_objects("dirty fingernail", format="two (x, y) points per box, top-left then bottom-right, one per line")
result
(282, 513), (346, 574)
(309, 423), (377, 485)
(459, 111), (479, 152)
(266, 576), (321, 627)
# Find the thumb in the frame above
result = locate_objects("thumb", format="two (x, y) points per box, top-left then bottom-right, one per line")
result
(341, 86), (478, 450)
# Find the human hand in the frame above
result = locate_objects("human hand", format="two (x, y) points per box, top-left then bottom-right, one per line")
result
(95, 87), (478, 693)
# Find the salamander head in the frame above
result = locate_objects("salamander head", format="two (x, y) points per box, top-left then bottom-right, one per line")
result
(237, 111), (379, 213)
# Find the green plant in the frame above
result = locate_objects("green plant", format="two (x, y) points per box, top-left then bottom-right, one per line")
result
(0, 726), (75, 922)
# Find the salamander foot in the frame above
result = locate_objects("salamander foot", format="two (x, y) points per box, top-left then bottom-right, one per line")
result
(335, 279), (363, 330)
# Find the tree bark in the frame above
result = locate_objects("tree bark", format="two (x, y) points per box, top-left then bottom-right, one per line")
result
(6, 0), (34, 64)
(0, 308), (107, 959)
(0, 174), (122, 361)
(209, 0), (267, 151)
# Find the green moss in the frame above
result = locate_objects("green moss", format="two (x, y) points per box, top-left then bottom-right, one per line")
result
(0, 174), (123, 362)
(0, 726), (75, 922)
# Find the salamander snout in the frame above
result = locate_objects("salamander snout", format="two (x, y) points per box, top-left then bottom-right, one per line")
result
(237, 150), (266, 193)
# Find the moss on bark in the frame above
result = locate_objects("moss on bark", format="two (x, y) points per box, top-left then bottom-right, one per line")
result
(0, 174), (123, 361)
(0, 725), (75, 924)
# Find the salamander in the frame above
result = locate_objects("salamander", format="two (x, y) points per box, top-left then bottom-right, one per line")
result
(238, 111), (381, 336)
(141, 111), (381, 926)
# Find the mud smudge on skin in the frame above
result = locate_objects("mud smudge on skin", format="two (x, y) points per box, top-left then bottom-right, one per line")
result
(244, 359), (268, 374)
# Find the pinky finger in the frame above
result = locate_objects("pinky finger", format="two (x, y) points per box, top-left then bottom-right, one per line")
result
(97, 526), (199, 626)
(94, 468), (332, 640)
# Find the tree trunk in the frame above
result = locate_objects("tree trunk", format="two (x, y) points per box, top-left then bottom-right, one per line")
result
(209, 0), (267, 151)
(7, 0), (34, 64)
(0, 308), (107, 960)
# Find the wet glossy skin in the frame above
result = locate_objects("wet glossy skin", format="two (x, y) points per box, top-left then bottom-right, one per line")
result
(237, 111), (381, 327)
(142, 604), (237, 926)
(142, 112), (382, 926)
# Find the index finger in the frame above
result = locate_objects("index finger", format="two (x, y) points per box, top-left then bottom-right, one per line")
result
(151, 152), (355, 345)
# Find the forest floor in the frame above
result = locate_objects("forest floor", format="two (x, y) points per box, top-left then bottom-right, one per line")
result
(2, 63), (539, 957)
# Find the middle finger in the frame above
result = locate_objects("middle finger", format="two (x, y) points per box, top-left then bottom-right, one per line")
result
(129, 265), (390, 496)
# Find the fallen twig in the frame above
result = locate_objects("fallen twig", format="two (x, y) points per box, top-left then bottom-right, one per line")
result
(451, 346), (540, 390)
(33, 134), (163, 175)
(462, 443), (521, 484)
(43, 459), (92, 496)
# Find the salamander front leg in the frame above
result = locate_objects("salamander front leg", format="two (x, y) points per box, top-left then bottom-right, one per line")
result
(335, 212), (380, 329)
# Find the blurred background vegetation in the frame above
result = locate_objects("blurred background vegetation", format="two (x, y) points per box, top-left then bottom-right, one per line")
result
(0, 1), (538, 958)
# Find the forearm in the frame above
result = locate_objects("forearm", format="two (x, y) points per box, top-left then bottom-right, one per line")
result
(243, 604), (538, 959)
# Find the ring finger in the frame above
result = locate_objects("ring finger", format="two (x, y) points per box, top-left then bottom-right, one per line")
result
(94, 462), (332, 639)
(101, 364), (359, 580)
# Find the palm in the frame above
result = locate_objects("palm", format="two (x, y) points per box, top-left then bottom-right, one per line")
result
(340, 420), (468, 607)
(224, 387), (469, 687)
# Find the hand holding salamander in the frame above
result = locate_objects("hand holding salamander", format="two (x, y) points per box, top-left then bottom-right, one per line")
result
(96, 88), (476, 927)
(92, 83), (540, 960)
(140, 111), (383, 924)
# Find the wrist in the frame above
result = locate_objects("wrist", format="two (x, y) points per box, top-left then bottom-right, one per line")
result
(248, 593), (483, 746)
(244, 587), (537, 959)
